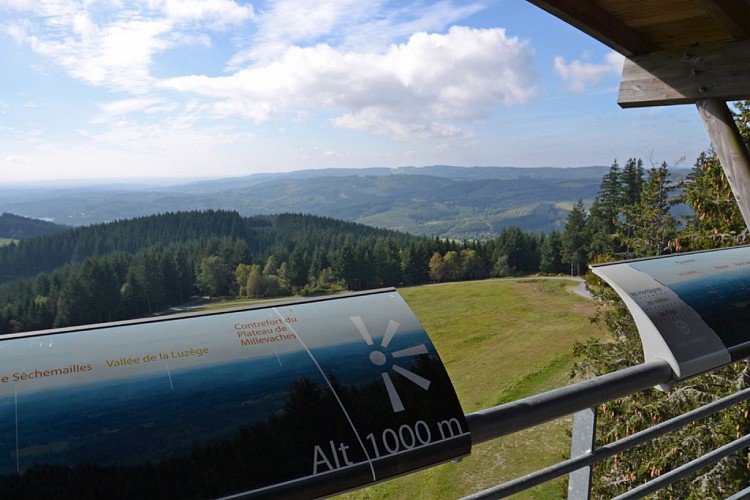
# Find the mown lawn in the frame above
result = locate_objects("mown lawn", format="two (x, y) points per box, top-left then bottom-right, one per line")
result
(339, 278), (608, 499)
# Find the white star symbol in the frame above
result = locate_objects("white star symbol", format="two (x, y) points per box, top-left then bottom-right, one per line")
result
(351, 316), (431, 413)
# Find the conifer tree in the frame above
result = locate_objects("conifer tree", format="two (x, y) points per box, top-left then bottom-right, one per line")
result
(588, 160), (622, 257)
(680, 149), (746, 249)
(618, 162), (677, 257)
(621, 157), (645, 205)
(333, 243), (360, 290)
(539, 231), (564, 274)
(283, 250), (308, 290)
(562, 199), (589, 275)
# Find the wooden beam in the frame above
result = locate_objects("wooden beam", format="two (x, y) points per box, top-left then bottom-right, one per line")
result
(525, 0), (656, 56)
(618, 39), (750, 107)
(695, 0), (750, 40)
(696, 99), (750, 229)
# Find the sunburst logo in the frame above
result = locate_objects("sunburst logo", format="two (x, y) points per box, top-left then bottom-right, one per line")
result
(350, 316), (431, 413)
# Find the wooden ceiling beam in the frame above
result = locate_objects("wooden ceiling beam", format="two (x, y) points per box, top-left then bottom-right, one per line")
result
(526, 0), (657, 56)
(695, 0), (750, 39)
(618, 38), (750, 107)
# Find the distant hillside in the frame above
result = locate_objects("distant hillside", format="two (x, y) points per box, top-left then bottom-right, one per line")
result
(0, 166), (624, 238)
(0, 212), (67, 239)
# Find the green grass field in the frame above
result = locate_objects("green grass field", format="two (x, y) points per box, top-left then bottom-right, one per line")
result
(338, 278), (607, 499)
(0, 238), (16, 247)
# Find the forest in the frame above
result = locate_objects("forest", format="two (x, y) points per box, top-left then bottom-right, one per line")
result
(0, 205), (555, 334)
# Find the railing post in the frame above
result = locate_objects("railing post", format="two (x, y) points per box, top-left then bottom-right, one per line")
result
(567, 406), (597, 500)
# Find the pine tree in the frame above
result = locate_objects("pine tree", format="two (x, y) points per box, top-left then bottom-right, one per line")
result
(493, 227), (538, 275)
(562, 199), (589, 275)
(375, 238), (402, 287)
(679, 149), (745, 249)
(283, 250), (308, 290)
(333, 243), (360, 290)
(618, 162), (677, 257)
(539, 231), (564, 274)
(588, 161), (623, 257)
(399, 244), (420, 286)
(621, 158), (645, 206)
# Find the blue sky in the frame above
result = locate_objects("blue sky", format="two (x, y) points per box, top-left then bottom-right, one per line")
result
(0, 0), (711, 183)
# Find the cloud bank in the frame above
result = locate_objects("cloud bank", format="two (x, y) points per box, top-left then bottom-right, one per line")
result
(4, 0), (537, 143)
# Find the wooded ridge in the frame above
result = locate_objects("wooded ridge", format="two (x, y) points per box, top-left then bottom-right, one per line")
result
(0, 213), (65, 239)
(0, 165), (619, 239)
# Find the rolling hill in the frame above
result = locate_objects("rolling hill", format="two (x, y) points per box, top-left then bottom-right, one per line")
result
(0, 165), (620, 239)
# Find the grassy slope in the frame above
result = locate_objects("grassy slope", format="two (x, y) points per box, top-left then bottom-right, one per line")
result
(339, 278), (607, 499)
(0, 238), (16, 247)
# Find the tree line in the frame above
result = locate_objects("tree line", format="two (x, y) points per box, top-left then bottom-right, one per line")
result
(0, 208), (561, 335)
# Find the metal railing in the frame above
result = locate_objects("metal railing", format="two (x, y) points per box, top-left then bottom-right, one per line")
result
(444, 359), (750, 499)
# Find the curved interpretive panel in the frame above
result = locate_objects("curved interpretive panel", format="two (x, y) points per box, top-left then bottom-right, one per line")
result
(592, 246), (750, 383)
(0, 289), (469, 499)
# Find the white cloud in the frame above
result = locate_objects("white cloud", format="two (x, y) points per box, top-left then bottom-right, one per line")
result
(257, 0), (369, 43)
(94, 97), (168, 122)
(162, 26), (536, 141)
(228, 0), (380, 66)
(68, 20), (170, 92)
(341, 0), (486, 52)
(228, 0), (485, 67)
(5, 18), (30, 43)
(4, 155), (25, 164)
(4, 0), (253, 93)
(553, 50), (624, 94)
(159, 0), (255, 27)
(0, 0), (35, 10)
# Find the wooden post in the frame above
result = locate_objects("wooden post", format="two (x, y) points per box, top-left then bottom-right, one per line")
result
(696, 98), (750, 229)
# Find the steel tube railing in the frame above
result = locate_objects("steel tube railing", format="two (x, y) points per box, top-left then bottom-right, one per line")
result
(613, 433), (750, 499)
(727, 483), (750, 499)
(465, 360), (673, 446)
(462, 385), (750, 499)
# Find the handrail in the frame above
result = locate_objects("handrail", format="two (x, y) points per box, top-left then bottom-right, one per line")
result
(465, 359), (673, 446)
(462, 384), (750, 499)
(613, 433), (750, 499)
